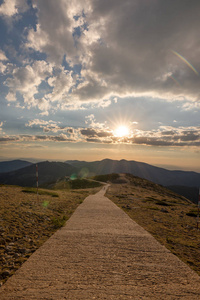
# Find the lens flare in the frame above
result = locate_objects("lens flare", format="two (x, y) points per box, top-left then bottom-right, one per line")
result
(169, 75), (181, 87)
(70, 173), (77, 180)
(42, 201), (49, 208)
(171, 50), (199, 76)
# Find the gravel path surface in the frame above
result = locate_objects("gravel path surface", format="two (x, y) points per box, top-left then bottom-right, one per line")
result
(1, 185), (200, 299)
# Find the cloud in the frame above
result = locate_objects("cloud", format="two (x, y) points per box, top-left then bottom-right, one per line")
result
(1, 124), (199, 148)
(0, 134), (75, 143)
(0, 50), (8, 61)
(0, 136), (20, 142)
(5, 60), (53, 109)
(35, 134), (75, 142)
(39, 111), (49, 117)
(27, 0), (90, 64)
(80, 128), (111, 138)
(47, 68), (74, 102)
(25, 0), (200, 104)
(80, 124), (200, 147)
(0, 0), (29, 17)
(5, 92), (17, 102)
(26, 119), (76, 137)
(130, 126), (200, 147)
(0, 51), (9, 74)
(23, 118), (200, 147)
(85, 114), (108, 130)
(26, 119), (52, 126)
(0, 62), (7, 74)
(86, 138), (102, 143)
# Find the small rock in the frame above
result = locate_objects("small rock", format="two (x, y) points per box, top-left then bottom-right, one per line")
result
(8, 242), (15, 246)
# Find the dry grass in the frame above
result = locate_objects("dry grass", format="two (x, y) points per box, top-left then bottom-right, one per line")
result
(1, 175), (200, 286)
(106, 174), (200, 276)
(0, 184), (101, 285)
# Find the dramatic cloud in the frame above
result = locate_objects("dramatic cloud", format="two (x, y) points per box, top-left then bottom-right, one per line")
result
(3, 0), (200, 111)
(3, 121), (199, 148)
(27, 0), (90, 64)
(24, 0), (200, 104)
(0, 0), (199, 170)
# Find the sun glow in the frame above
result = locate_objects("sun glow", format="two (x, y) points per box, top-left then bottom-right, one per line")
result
(114, 125), (130, 137)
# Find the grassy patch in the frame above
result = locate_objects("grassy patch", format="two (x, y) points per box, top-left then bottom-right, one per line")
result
(22, 188), (59, 197)
(106, 174), (200, 276)
(52, 216), (68, 229)
(0, 184), (98, 285)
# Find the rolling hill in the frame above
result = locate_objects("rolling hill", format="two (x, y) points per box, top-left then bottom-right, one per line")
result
(0, 160), (33, 173)
(0, 161), (77, 187)
(66, 159), (200, 187)
(1, 158), (199, 203)
(66, 159), (200, 203)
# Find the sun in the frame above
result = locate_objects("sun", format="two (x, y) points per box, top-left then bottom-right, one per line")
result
(114, 125), (130, 137)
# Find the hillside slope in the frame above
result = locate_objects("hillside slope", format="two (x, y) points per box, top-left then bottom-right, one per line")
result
(0, 161), (77, 187)
(0, 160), (32, 173)
(106, 174), (200, 275)
(67, 159), (200, 187)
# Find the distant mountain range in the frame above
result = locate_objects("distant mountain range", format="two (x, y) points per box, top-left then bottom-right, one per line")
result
(0, 161), (76, 187)
(66, 159), (200, 187)
(66, 159), (200, 204)
(0, 160), (33, 173)
(0, 158), (199, 203)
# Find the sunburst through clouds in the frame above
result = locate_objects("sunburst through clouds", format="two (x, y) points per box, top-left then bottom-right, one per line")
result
(114, 125), (130, 138)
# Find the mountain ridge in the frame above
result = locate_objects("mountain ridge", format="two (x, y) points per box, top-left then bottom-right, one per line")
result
(0, 159), (199, 202)
(65, 158), (200, 187)
(0, 161), (77, 187)
(0, 160), (33, 173)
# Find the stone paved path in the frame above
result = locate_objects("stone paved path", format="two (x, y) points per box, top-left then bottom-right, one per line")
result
(1, 185), (200, 299)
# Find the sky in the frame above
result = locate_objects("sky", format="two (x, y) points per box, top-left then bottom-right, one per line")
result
(0, 0), (199, 172)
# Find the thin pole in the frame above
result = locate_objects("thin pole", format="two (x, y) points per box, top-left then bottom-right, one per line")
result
(197, 188), (200, 230)
(36, 164), (39, 201)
